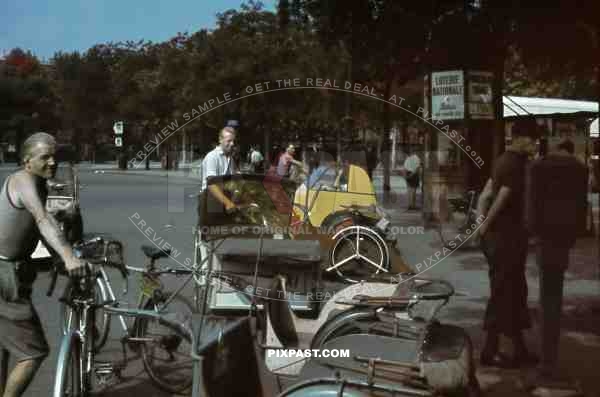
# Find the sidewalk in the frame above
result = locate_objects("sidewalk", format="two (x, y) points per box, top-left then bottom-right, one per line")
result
(373, 172), (600, 396)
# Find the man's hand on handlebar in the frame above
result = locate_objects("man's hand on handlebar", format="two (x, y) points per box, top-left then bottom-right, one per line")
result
(225, 202), (260, 215)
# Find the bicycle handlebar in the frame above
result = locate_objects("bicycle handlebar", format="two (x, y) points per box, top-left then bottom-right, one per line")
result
(49, 236), (129, 297)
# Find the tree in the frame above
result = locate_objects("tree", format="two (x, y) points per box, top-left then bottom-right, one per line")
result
(50, 46), (115, 158)
(0, 48), (54, 161)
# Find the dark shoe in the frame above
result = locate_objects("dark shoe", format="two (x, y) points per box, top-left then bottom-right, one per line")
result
(480, 352), (514, 368)
(513, 351), (539, 368)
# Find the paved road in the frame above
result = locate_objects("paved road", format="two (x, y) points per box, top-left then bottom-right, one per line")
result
(0, 167), (599, 396)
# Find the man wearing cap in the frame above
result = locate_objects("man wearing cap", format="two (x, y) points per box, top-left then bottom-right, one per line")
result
(276, 144), (304, 178)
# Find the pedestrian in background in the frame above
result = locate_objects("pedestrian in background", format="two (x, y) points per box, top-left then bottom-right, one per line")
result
(403, 149), (421, 210)
(250, 145), (264, 174)
(477, 118), (539, 368)
(307, 143), (320, 174)
(525, 138), (587, 382)
(366, 143), (378, 180)
(277, 144), (304, 178)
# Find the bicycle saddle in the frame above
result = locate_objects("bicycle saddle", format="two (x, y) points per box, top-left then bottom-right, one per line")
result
(141, 245), (171, 260)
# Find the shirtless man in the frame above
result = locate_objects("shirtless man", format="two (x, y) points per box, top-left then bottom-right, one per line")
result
(0, 132), (87, 397)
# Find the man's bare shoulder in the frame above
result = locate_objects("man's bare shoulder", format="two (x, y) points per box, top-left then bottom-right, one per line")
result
(9, 170), (45, 205)
(10, 170), (38, 188)
(6, 170), (35, 207)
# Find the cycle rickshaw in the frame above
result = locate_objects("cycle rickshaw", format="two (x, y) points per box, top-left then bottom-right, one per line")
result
(190, 174), (480, 397)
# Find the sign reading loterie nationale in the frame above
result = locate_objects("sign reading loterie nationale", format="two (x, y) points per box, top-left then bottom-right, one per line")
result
(431, 70), (464, 121)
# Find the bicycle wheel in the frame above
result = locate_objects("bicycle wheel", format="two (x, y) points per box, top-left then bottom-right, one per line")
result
(53, 332), (84, 397)
(328, 226), (390, 283)
(138, 293), (194, 394)
(60, 276), (111, 353)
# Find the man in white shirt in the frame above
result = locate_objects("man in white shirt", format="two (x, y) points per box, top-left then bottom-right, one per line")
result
(197, 127), (239, 285)
(199, 127), (238, 226)
(404, 150), (422, 210)
(249, 146), (264, 173)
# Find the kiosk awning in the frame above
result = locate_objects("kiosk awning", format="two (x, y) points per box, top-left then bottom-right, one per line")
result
(503, 96), (598, 118)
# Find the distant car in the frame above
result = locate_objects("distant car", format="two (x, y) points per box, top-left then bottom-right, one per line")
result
(293, 163), (379, 229)
(292, 163), (409, 282)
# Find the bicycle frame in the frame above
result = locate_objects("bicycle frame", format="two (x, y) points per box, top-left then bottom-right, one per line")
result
(54, 279), (96, 397)
(94, 261), (196, 338)
(54, 273), (193, 397)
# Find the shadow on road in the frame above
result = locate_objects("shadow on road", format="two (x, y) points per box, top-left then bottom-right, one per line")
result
(442, 301), (600, 397)
(95, 380), (174, 397)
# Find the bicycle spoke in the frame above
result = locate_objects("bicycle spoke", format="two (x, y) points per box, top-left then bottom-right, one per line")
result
(326, 253), (357, 272)
(140, 294), (193, 393)
(358, 254), (388, 272)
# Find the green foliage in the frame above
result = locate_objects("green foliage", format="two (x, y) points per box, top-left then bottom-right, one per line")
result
(1, 0), (598, 158)
(0, 48), (54, 157)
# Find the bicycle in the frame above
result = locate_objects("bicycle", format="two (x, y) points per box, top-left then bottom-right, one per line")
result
(436, 190), (481, 249)
(55, 237), (195, 395)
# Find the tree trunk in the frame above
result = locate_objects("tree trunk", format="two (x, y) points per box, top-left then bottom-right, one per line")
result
(596, 24), (600, 271)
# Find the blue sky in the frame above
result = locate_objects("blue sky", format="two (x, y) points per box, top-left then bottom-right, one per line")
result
(1, 0), (276, 62)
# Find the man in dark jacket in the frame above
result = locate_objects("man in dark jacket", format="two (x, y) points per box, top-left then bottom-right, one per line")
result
(477, 118), (539, 368)
(526, 138), (587, 380)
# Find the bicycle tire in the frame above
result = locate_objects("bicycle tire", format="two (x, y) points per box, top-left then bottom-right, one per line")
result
(328, 226), (390, 283)
(60, 276), (111, 353)
(53, 331), (84, 397)
(138, 293), (194, 394)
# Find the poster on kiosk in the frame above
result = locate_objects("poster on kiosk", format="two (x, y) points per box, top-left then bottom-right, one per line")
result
(431, 70), (464, 121)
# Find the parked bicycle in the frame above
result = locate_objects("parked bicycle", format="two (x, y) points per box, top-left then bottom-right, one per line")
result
(53, 236), (194, 396)
(436, 190), (482, 249)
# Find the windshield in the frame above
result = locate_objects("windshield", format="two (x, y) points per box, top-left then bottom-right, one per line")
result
(201, 174), (298, 235)
(307, 165), (337, 189)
